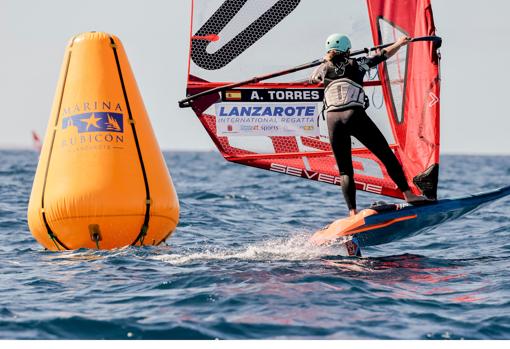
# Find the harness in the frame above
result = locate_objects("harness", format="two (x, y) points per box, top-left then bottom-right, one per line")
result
(313, 61), (371, 126)
(324, 78), (368, 111)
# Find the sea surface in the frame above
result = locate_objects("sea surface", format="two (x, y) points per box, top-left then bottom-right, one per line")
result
(0, 150), (509, 339)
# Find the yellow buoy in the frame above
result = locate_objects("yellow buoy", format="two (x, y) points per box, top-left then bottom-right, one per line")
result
(27, 32), (179, 250)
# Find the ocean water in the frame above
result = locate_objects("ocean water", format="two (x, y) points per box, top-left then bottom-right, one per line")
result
(0, 150), (509, 339)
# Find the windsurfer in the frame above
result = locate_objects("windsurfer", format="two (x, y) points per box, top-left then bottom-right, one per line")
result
(310, 34), (432, 216)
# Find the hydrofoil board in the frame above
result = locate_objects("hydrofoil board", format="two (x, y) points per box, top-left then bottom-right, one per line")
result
(311, 186), (510, 256)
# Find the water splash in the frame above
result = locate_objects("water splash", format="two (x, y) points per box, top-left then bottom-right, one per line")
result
(153, 233), (346, 265)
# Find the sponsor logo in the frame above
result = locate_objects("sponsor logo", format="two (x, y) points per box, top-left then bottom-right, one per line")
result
(269, 163), (383, 194)
(260, 125), (277, 132)
(60, 101), (125, 151)
(62, 100), (122, 116)
(240, 125), (260, 131)
(215, 102), (321, 137)
(270, 163), (342, 185)
(62, 112), (123, 133)
(218, 105), (316, 118)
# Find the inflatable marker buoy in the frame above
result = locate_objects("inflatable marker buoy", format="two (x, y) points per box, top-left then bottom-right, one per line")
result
(27, 32), (179, 250)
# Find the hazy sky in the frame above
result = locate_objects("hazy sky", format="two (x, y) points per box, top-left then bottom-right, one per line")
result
(1, 0), (509, 154)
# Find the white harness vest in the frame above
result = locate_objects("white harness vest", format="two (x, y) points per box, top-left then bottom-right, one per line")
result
(324, 78), (367, 111)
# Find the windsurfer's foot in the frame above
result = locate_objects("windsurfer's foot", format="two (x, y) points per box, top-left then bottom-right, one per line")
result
(349, 209), (358, 217)
(403, 190), (435, 205)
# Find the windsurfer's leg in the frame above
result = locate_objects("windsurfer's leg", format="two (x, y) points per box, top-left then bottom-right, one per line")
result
(350, 111), (433, 204)
(327, 110), (357, 214)
(350, 109), (410, 192)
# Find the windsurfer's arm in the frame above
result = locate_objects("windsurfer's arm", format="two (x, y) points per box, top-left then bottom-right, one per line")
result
(362, 36), (411, 68)
(382, 36), (411, 59)
(309, 64), (326, 84)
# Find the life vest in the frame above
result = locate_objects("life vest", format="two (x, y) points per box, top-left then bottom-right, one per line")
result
(324, 78), (368, 111)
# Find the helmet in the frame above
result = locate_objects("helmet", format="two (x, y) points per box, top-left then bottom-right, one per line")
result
(325, 34), (351, 53)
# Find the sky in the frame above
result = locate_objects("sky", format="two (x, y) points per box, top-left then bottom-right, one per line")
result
(0, 0), (509, 155)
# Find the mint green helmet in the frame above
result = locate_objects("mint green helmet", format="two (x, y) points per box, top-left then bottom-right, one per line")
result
(325, 33), (352, 53)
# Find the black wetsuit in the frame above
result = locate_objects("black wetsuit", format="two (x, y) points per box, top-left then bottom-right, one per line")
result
(310, 52), (410, 210)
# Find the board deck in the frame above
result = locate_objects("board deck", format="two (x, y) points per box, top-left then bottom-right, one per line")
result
(311, 186), (510, 253)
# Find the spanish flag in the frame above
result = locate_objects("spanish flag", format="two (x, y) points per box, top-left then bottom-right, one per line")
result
(225, 90), (242, 101)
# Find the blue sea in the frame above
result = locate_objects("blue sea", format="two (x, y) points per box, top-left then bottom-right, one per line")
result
(0, 150), (509, 339)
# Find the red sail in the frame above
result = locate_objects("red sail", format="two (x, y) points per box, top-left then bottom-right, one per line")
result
(366, 0), (441, 198)
(185, 0), (441, 199)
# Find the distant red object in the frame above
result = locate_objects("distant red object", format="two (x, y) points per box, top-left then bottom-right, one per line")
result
(32, 131), (42, 152)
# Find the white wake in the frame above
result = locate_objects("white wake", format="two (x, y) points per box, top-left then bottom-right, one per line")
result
(152, 233), (346, 265)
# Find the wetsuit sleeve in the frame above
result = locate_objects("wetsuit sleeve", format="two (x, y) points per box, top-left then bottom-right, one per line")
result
(357, 50), (388, 70)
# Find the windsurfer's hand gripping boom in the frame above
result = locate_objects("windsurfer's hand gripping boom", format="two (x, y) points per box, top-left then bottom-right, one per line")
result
(381, 35), (412, 58)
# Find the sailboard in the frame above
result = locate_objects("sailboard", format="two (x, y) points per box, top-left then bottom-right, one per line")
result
(311, 186), (510, 256)
(181, 0), (508, 254)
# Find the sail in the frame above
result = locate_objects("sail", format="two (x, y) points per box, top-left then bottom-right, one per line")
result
(185, 0), (441, 199)
(32, 131), (42, 153)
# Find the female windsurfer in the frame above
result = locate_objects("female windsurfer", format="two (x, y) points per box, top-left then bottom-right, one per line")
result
(310, 34), (430, 216)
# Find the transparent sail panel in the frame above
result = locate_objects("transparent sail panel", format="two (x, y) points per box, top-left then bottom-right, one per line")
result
(190, 0), (374, 83)
(378, 18), (408, 123)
